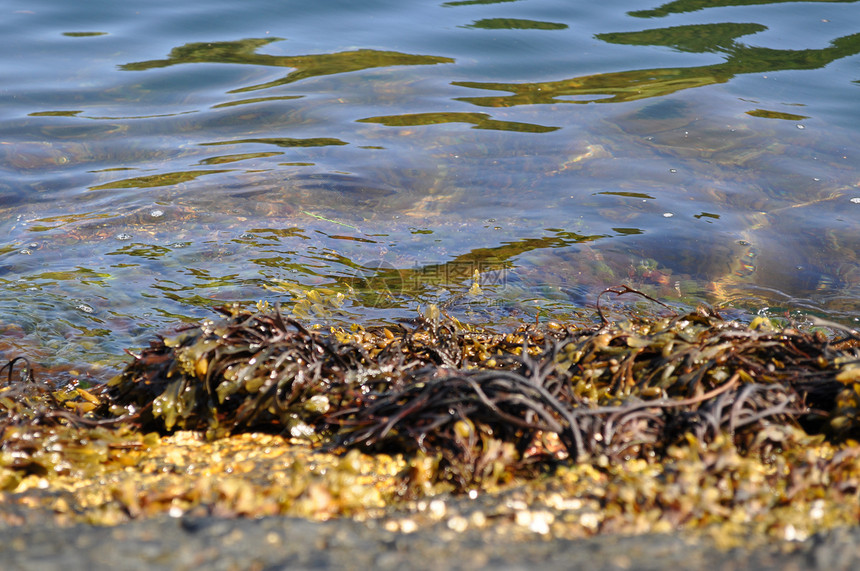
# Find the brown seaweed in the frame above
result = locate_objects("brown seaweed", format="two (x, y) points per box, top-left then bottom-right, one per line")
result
(3, 297), (860, 540)
(85, 300), (859, 490)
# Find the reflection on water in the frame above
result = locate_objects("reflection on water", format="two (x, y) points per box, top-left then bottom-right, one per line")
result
(466, 19), (568, 30)
(629, 0), (858, 19)
(444, 1), (522, 6)
(201, 137), (348, 148)
(358, 112), (558, 133)
(598, 23), (768, 53)
(455, 26), (860, 105)
(121, 39), (455, 93)
(0, 0), (858, 379)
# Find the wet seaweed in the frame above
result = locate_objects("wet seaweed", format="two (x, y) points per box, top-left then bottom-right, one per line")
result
(101, 306), (387, 438)
(1, 357), (61, 431)
(80, 299), (856, 490)
(3, 295), (860, 541)
(0, 356), (144, 486)
(3, 295), (859, 494)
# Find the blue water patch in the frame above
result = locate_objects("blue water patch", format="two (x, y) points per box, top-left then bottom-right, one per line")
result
(0, 0), (858, 376)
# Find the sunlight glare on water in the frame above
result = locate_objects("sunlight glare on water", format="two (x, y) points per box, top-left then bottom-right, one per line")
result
(0, 0), (858, 378)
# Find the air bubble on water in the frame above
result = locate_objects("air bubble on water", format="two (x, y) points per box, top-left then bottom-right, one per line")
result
(116, 233), (132, 241)
(796, 124), (805, 130)
(669, 168), (677, 173)
(150, 209), (164, 218)
(850, 197), (860, 204)
(76, 303), (94, 314)
(662, 212), (674, 218)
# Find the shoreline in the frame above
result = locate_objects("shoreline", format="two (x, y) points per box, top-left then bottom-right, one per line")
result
(2, 515), (858, 571)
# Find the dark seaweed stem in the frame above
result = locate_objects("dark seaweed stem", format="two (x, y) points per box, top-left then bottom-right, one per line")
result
(41, 409), (145, 428)
(1, 356), (34, 384)
(0, 356), (144, 432)
(328, 346), (821, 469)
(598, 372), (739, 445)
(811, 315), (860, 347)
(331, 368), (586, 456)
(0, 356), (64, 428)
(596, 284), (673, 326)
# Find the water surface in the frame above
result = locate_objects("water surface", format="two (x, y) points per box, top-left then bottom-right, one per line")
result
(1, 0), (858, 378)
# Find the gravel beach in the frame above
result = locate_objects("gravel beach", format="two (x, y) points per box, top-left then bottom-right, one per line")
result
(2, 516), (859, 571)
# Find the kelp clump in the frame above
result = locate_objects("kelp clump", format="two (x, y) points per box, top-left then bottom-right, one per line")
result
(97, 302), (860, 488)
(3, 299), (860, 539)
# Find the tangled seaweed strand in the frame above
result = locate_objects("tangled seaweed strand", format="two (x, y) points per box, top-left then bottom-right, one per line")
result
(0, 358), (45, 430)
(90, 300), (860, 489)
(102, 307), (401, 438)
(0, 357), (138, 480)
(0, 357), (85, 431)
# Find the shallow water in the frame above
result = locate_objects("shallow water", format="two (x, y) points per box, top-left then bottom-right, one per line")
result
(1, 0), (858, 378)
